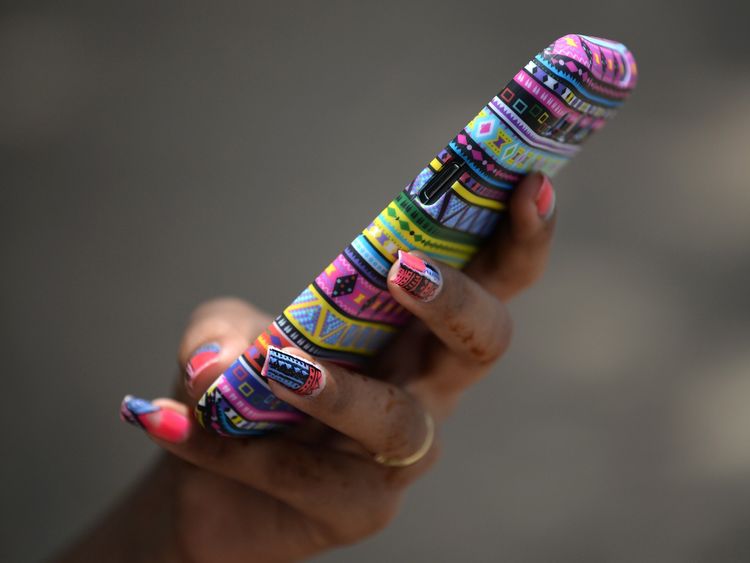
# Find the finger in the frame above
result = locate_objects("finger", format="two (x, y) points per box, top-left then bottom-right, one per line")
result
(119, 395), (192, 443)
(261, 346), (434, 463)
(119, 395), (435, 534)
(466, 172), (557, 301)
(387, 251), (512, 369)
(178, 297), (271, 400)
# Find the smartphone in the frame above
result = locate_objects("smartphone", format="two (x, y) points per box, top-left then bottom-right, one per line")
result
(196, 34), (638, 436)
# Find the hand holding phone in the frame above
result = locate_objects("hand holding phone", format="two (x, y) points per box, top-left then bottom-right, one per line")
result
(194, 34), (638, 436)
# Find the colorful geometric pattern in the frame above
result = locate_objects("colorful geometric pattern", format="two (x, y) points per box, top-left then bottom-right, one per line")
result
(392, 251), (443, 302)
(262, 347), (325, 396)
(196, 34), (637, 436)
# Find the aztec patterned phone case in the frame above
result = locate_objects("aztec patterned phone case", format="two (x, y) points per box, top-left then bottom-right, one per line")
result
(196, 34), (638, 436)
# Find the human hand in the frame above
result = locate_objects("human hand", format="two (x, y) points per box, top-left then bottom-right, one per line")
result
(70, 173), (556, 563)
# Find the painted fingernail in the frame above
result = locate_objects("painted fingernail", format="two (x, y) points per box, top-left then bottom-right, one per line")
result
(535, 176), (556, 220)
(119, 395), (190, 443)
(261, 347), (325, 397)
(185, 342), (221, 384)
(390, 250), (442, 302)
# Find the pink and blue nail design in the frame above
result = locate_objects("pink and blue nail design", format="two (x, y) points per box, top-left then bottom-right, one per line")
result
(120, 395), (190, 443)
(262, 347), (325, 397)
(186, 342), (222, 383)
(391, 251), (442, 302)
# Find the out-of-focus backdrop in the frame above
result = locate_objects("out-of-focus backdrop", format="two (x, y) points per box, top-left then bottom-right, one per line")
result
(2, 1), (749, 561)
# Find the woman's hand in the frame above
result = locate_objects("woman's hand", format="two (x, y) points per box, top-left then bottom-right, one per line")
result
(61, 174), (556, 563)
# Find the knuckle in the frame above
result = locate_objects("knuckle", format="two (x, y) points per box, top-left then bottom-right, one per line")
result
(445, 299), (513, 365)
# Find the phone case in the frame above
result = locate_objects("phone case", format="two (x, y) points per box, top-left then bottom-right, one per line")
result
(196, 34), (637, 436)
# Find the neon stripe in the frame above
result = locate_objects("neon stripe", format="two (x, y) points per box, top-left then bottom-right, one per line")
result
(382, 203), (477, 255)
(534, 55), (621, 108)
(448, 141), (515, 188)
(394, 192), (483, 246)
(451, 181), (505, 210)
(351, 235), (391, 276)
(284, 302), (395, 354)
(379, 211), (473, 258)
(376, 215), (466, 266)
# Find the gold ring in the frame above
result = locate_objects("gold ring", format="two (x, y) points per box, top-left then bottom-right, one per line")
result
(373, 411), (435, 468)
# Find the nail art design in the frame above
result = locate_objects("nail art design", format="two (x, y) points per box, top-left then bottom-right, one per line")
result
(535, 177), (556, 220)
(186, 342), (221, 382)
(391, 250), (443, 302)
(120, 395), (190, 443)
(262, 347), (325, 396)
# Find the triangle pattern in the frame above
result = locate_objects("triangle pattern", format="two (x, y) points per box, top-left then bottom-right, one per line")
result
(289, 305), (321, 334)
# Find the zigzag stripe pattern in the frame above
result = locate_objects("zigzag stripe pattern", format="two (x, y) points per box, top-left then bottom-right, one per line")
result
(196, 34), (637, 435)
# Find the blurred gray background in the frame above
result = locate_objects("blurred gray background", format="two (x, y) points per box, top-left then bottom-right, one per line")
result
(2, 1), (749, 561)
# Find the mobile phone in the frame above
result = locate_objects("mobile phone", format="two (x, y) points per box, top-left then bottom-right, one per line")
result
(196, 34), (637, 436)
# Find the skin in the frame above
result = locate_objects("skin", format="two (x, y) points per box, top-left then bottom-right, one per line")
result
(59, 173), (556, 563)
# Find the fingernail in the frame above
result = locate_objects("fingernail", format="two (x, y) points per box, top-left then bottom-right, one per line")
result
(185, 342), (221, 384)
(119, 395), (190, 443)
(535, 176), (556, 221)
(390, 250), (442, 302)
(262, 347), (325, 397)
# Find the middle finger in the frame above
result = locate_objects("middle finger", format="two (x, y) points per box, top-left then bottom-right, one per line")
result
(262, 346), (433, 464)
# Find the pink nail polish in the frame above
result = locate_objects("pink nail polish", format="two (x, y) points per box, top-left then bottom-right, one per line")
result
(185, 342), (221, 383)
(390, 250), (442, 302)
(120, 395), (191, 443)
(535, 177), (555, 220)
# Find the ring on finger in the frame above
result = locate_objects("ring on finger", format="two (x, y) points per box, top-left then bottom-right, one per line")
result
(373, 411), (435, 468)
